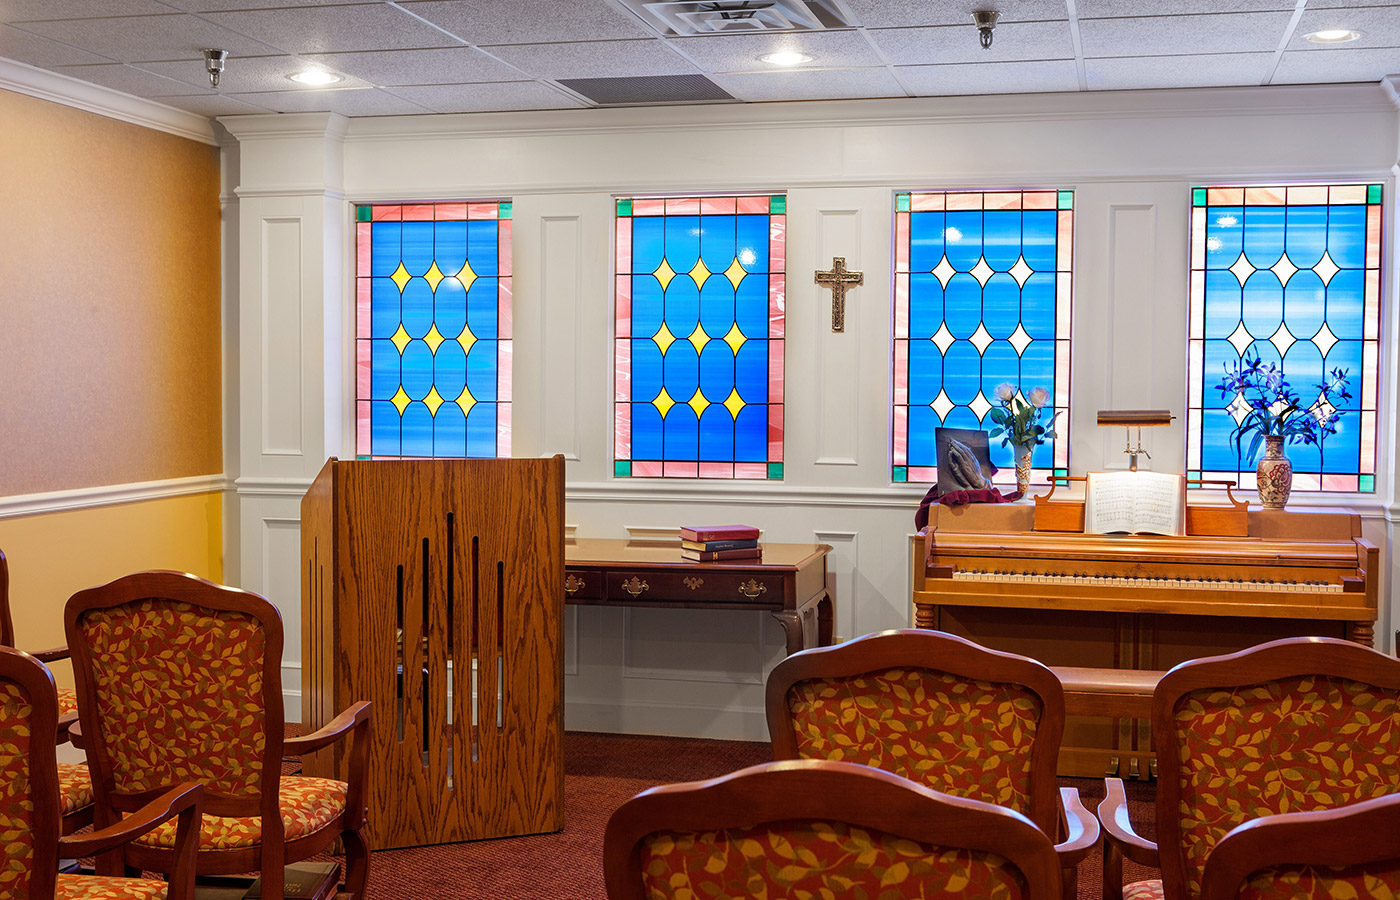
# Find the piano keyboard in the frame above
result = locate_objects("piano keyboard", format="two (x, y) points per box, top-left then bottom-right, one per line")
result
(950, 569), (1343, 593)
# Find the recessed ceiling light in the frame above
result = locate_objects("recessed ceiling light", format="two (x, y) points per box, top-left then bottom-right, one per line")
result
(288, 68), (342, 85)
(1304, 28), (1362, 43)
(759, 51), (813, 67)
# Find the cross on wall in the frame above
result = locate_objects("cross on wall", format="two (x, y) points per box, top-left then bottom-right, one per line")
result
(814, 257), (863, 333)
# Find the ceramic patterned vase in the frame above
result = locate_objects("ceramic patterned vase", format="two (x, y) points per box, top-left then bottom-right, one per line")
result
(1014, 443), (1033, 495)
(1256, 434), (1293, 509)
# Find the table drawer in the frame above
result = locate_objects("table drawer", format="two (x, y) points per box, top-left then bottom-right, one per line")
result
(606, 570), (784, 606)
(563, 569), (603, 601)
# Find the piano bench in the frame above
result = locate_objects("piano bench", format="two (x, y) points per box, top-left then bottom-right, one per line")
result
(1050, 666), (1164, 720)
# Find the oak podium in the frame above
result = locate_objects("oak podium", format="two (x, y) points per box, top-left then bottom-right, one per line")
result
(301, 456), (564, 849)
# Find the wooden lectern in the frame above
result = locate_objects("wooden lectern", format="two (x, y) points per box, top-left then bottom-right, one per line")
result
(301, 456), (564, 849)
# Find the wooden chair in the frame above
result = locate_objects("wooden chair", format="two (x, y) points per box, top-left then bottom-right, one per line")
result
(0, 547), (94, 836)
(65, 571), (373, 900)
(766, 628), (1099, 898)
(0, 645), (203, 900)
(604, 758), (1065, 900)
(1199, 792), (1400, 900)
(1098, 636), (1400, 900)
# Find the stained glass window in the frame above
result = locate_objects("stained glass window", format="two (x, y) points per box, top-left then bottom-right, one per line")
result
(1187, 184), (1382, 492)
(614, 195), (785, 479)
(892, 190), (1073, 485)
(355, 201), (512, 459)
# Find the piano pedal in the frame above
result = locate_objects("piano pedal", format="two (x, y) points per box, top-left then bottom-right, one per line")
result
(1128, 757), (1141, 780)
(1149, 757), (1158, 779)
(1105, 756), (1120, 777)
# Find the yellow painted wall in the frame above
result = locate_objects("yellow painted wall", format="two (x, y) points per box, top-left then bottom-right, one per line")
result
(0, 492), (222, 690)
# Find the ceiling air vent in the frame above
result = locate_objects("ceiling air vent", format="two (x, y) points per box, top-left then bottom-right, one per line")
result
(557, 74), (736, 106)
(619, 0), (855, 36)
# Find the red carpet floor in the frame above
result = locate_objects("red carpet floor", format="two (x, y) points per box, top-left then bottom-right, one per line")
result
(350, 731), (1160, 900)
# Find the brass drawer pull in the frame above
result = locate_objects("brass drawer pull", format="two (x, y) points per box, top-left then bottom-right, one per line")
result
(683, 576), (704, 591)
(738, 579), (767, 599)
(564, 574), (585, 595)
(621, 576), (650, 597)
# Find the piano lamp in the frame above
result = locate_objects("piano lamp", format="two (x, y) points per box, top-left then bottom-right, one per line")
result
(1097, 409), (1175, 472)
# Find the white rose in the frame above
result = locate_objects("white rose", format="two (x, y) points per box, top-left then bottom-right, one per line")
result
(994, 382), (1016, 402)
(1028, 387), (1050, 408)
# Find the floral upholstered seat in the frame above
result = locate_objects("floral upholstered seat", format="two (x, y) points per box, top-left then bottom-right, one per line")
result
(56, 687), (78, 718)
(605, 759), (1066, 900)
(58, 762), (94, 816)
(1100, 637), (1400, 900)
(0, 645), (202, 900)
(66, 573), (371, 900)
(766, 629), (1098, 899)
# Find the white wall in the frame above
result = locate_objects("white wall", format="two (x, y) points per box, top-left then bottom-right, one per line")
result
(221, 83), (1400, 739)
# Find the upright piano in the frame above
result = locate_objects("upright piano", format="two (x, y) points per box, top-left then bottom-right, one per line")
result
(911, 502), (1378, 776)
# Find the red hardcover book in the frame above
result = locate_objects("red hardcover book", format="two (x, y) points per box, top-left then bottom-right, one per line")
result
(681, 547), (763, 562)
(680, 524), (761, 542)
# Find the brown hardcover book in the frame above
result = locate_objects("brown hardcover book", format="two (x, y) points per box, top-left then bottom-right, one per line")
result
(680, 538), (759, 552)
(245, 863), (339, 900)
(681, 547), (763, 562)
(679, 525), (761, 542)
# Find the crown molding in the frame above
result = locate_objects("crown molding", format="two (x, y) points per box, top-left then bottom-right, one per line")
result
(0, 55), (215, 145)
(0, 474), (228, 519)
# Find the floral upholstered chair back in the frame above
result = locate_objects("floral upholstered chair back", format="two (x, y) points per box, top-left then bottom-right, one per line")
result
(766, 629), (1064, 832)
(604, 760), (1062, 900)
(65, 572), (284, 807)
(1154, 637), (1400, 900)
(0, 647), (62, 899)
(1198, 791), (1400, 900)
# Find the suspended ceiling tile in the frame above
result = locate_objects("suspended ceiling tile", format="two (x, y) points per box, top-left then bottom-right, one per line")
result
(300, 47), (526, 86)
(161, 0), (363, 9)
(896, 59), (1081, 96)
(400, 0), (658, 45)
(201, 3), (451, 55)
(669, 29), (884, 73)
(161, 92), (279, 116)
(1290, 5), (1400, 47)
(385, 80), (587, 113)
(0, 0), (173, 20)
(229, 85), (433, 114)
(1273, 45), (1400, 83)
(54, 61), (215, 95)
(844, 0), (1070, 27)
(1080, 11), (1297, 57)
(1307, 0), (1400, 7)
(486, 38), (697, 80)
(868, 20), (1075, 66)
(0, 23), (109, 66)
(13, 12), (274, 62)
(135, 54), (372, 93)
(1086, 52), (1276, 90)
(710, 66), (905, 102)
(1077, 0), (1294, 16)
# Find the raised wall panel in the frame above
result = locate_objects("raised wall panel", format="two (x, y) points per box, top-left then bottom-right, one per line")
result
(261, 217), (304, 457)
(813, 529), (857, 642)
(1105, 204), (1159, 469)
(541, 216), (582, 461)
(814, 209), (862, 467)
(622, 608), (767, 684)
(260, 516), (302, 667)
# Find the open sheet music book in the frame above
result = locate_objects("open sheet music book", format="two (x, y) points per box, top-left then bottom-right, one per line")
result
(1084, 471), (1187, 536)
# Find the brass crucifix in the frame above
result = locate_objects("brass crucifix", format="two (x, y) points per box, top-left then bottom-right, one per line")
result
(814, 257), (863, 333)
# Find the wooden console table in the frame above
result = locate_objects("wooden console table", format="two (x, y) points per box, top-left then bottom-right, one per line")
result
(564, 540), (834, 655)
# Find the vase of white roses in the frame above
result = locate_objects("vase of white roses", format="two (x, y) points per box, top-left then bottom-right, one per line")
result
(1216, 353), (1350, 509)
(987, 383), (1058, 494)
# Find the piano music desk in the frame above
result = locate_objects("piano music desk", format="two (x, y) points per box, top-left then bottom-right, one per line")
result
(912, 502), (1377, 777)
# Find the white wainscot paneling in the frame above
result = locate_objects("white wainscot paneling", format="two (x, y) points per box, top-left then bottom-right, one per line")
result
(813, 529), (857, 642)
(623, 608), (768, 685)
(260, 515), (303, 718)
(261, 217), (304, 458)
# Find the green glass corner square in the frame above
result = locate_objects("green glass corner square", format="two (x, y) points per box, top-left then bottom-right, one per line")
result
(896, 194), (911, 212)
(356, 206), (372, 222)
(893, 465), (908, 483)
(614, 460), (631, 478)
(1188, 470), (1202, 482)
(1192, 187), (1208, 207)
(769, 195), (786, 215)
(1360, 474), (1375, 492)
(1368, 184), (1383, 205)
(1054, 468), (1068, 477)
(767, 462), (783, 480)
(498, 202), (512, 220)
(357, 455), (371, 460)
(616, 198), (633, 217)
(1057, 190), (1074, 210)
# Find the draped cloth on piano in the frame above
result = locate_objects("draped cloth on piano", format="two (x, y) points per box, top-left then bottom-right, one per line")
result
(915, 484), (1023, 530)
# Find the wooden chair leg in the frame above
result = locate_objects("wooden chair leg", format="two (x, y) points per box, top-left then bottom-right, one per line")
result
(1062, 862), (1080, 900)
(1103, 838), (1124, 900)
(342, 828), (371, 898)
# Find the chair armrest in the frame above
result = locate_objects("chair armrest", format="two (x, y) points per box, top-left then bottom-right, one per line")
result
(1054, 786), (1101, 864)
(30, 645), (70, 664)
(56, 711), (77, 744)
(1099, 777), (1159, 866)
(285, 700), (372, 757)
(68, 720), (85, 750)
(58, 782), (203, 858)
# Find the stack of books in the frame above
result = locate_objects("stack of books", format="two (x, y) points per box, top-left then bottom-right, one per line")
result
(680, 525), (762, 562)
